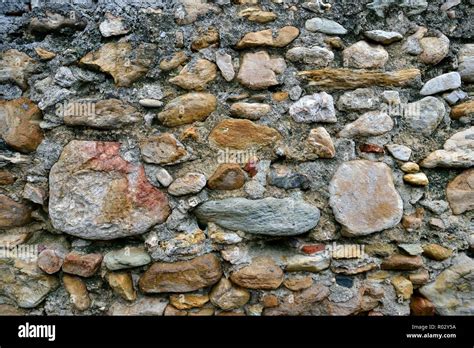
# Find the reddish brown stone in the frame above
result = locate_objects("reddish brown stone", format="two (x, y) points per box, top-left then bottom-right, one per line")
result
(0, 194), (32, 228)
(62, 252), (103, 277)
(0, 171), (15, 185)
(301, 244), (326, 255)
(37, 249), (63, 274)
(207, 164), (246, 190)
(243, 157), (258, 177)
(139, 254), (222, 293)
(381, 254), (423, 270)
(410, 296), (435, 316)
(359, 143), (385, 153)
(0, 97), (44, 153)
(402, 208), (424, 232)
(261, 294), (279, 308)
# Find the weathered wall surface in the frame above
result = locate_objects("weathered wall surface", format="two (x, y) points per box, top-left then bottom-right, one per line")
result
(0, 0), (473, 316)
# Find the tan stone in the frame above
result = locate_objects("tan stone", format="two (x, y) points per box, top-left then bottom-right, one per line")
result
(140, 133), (188, 165)
(423, 244), (452, 261)
(164, 304), (188, 316)
(80, 42), (155, 87)
(207, 164), (246, 190)
(191, 27), (219, 51)
(169, 293), (209, 309)
(160, 51), (189, 71)
(402, 208), (424, 231)
(261, 294), (279, 308)
(401, 162), (420, 173)
(230, 102), (271, 120)
(34, 47), (56, 60)
(391, 275), (413, 300)
(209, 119), (281, 150)
(283, 275), (313, 291)
(230, 257), (283, 290)
(107, 272), (136, 301)
(419, 34), (450, 65)
(158, 93), (217, 127)
(0, 194), (32, 228)
(139, 254), (222, 293)
(381, 254), (423, 270)
(298, 68), (421, 90)
(264, 284), (330, 316)
(238, 7), (277, 23)
(451, 100), (474, 120)
(0, 49), (37, 90)
(408, 270), (430, 285)
(237, 51), (286, 90)
(403, 173), (429, 186)
(306, 127), (336, 159)
(0, 98), (44, 153)
(343, 41), (389, 69)
(169, 59), (217, 90)
(63, 274), (91, 311)
(446, 169), (474, 214)
(210, 278), (250, 310)
(236, 26), (299, 49)
(272, 91), (289, 102)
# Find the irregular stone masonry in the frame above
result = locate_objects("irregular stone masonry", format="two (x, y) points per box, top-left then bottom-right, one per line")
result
(0, 0), (472, 317)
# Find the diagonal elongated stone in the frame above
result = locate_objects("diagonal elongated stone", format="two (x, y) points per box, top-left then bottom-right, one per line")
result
(298, 68), (421, 90)
(194, 197), (320, 236)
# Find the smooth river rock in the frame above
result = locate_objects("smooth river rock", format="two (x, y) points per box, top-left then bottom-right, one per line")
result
(194, 197), (320, 236)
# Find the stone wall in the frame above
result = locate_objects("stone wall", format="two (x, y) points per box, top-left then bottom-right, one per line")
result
(0, 0), (473, 316)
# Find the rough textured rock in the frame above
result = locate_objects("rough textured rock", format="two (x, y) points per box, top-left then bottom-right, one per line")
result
(215, 51), (235, 81)
(338, 112), (393, 138)
(169, 294), (209, 309)
(99, 13), (129, 37)
(299, 68), (421, 89)
(158, 93), (217, 127)
(139, 254), (222, 293)
(169, 59), (217, 90)
(106, 272), (137, 301)
(405, 97), (445, 136)
(237, 51), (286, 90)
(381, 255), (423, 270)
(420, 254), (474, 315)
(420, 72), (461, 96)
(0, 260), (59, 308)
(108, 297), (168, 316)
(0, 97), (44, 153)
(209, 119), (281, 150)
(210, 278), (250, 310)
(195, 197), (320, 236)
(230, 257), (283, 290)
(49, 141), (171, 240)
(80, 42), (155, 87)
(0, 194), (32, 229)
(329, 160), (403, 236)
(421, 127), (474, 168)
(37, 249), (63, 274)
(446, 169), (474, 215)
(140, 133), (188, 165)
(62, 99), (140, 129)
(0, 49), (37, 90)
(289, 93), (337, 123)
(343, 41), (389, 69)
(285, 46), (334, 66)
(168, 173), (207, 196)
(62, 252), (103, 277)
(305, 18), (347, 35)
(236, 26), (299, 49)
